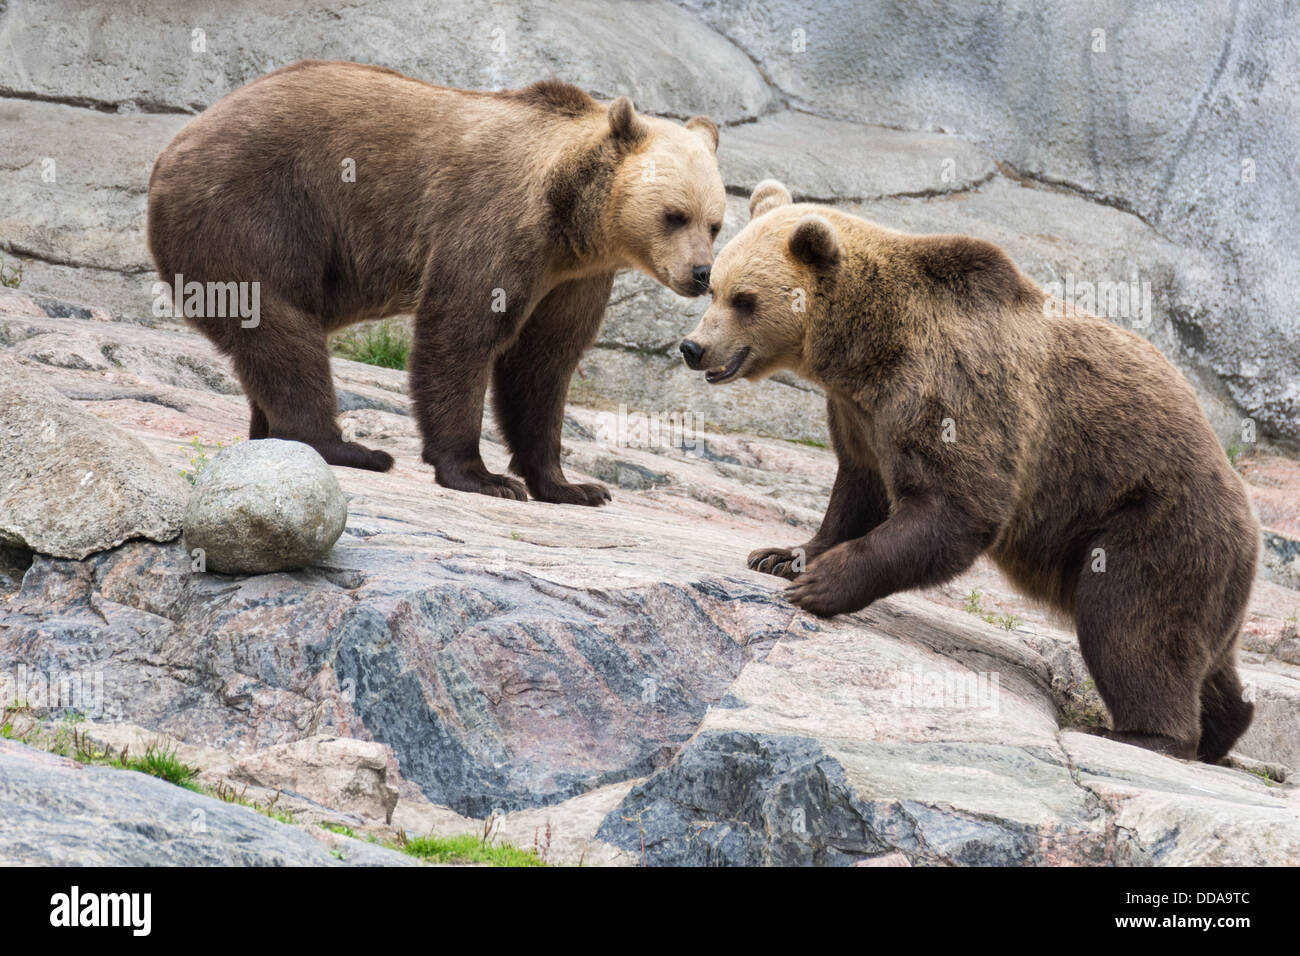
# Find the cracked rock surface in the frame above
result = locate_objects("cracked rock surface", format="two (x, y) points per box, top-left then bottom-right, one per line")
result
(3, 0), (1295, 444)
(0, 1), (1297, 865)
(1, 291), (1298, 865)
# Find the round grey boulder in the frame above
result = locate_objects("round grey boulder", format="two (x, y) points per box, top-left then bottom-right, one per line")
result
(183, 440), (347, 575)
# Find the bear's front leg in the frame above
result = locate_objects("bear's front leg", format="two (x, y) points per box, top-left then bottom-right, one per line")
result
(750, 398), (891, 580)
(785, 493), (993, 617)
(749, 458), (891, 579)
(492, 274), (615, 507)
(410, 274), (535, 501)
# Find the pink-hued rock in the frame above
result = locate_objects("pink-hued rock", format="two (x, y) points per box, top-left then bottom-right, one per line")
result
(2, 294), (1299, 866)
(854, 853), (911, 867)
(203, 735), (399, 824)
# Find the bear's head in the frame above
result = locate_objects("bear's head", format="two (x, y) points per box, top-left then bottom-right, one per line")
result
(606, 98), (725, 298)
(679, 179), (840, 383)
(681, 179), (1041, 387)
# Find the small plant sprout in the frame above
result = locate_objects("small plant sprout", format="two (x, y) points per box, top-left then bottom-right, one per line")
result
(178, 435), (236, 483)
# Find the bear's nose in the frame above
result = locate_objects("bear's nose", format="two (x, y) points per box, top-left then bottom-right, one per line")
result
(680, 339), (705, 369)
(691, 265), (711, 294)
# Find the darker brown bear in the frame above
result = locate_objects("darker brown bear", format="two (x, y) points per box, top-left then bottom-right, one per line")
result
(148, 60), (724, 504)
(681, 179), (1260, 764)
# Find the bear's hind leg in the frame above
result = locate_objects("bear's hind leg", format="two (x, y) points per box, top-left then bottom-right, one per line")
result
(230, 299), (393, 471)
(1073, 576), (1204, 760)
(1196, 662), (1254, 764)
(409, 284), (531, 501)
(249, 403), (269, 440)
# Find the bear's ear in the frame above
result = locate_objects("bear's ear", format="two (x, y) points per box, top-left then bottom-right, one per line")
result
(788, 214), (840, 267)
(749, 179), (793, 220)
(685, 115), (719, 153)
(608, 96), (650, 146)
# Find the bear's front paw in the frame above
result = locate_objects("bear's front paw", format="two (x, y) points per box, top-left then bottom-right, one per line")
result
(747, 546), (813, 580)
(530, 479), (611, 507)
(783, 546), (870, 618)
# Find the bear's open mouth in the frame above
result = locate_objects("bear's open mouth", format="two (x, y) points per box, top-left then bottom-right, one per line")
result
(705, 347), (751, 384)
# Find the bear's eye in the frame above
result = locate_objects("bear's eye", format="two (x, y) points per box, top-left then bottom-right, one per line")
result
(709, 222), (722, 239)
(664, 211), (689, 230)
(730, 293), (756, 316)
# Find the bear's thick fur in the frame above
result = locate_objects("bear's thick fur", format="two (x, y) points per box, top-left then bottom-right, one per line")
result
(681, 180), (1260, 763)
(148, 60), (725, 504)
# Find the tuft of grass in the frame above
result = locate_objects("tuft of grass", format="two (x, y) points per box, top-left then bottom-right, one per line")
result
(403, 833), (547, 867)
(785, 437), (828, 449)
(5, 711), (203, 791)
(962, 590), (1022, 630)
(1, 702), (32, 741)
(320, 822), (357, 838)
(331, 320), (411, 370)
(1246, 766), (1282, 787)
(128, 742), (200, 788)
(212, 779), (296, 824)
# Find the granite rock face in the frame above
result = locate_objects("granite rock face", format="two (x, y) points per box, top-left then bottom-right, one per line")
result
(2, 0), (1295, 442)
(0, 739), (414, 866)
(0, 0), (771, 122)
(0, 355), (189, 559)
(1, 1), (1298, 865)
(677, 0), (1300, 441)
(1, 294), (1298, 865)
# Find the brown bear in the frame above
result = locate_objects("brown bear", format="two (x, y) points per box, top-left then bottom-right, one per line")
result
(147, 60), (725, 504)
(680, 179), (1260, 764)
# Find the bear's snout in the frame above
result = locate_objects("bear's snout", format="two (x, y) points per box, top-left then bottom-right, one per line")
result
(680, 339), (705, 369)
(691, 264), (711, 295)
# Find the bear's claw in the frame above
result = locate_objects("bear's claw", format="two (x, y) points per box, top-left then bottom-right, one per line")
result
(747, 547), (802, 580)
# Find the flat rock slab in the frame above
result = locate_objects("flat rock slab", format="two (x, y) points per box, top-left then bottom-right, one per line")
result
(718, 111), (995, 201)
(0, 0), (771, 123)
(599, 598), (1300, 865)
(0, 739), (414, 865)
(0, 98), (183, 274)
